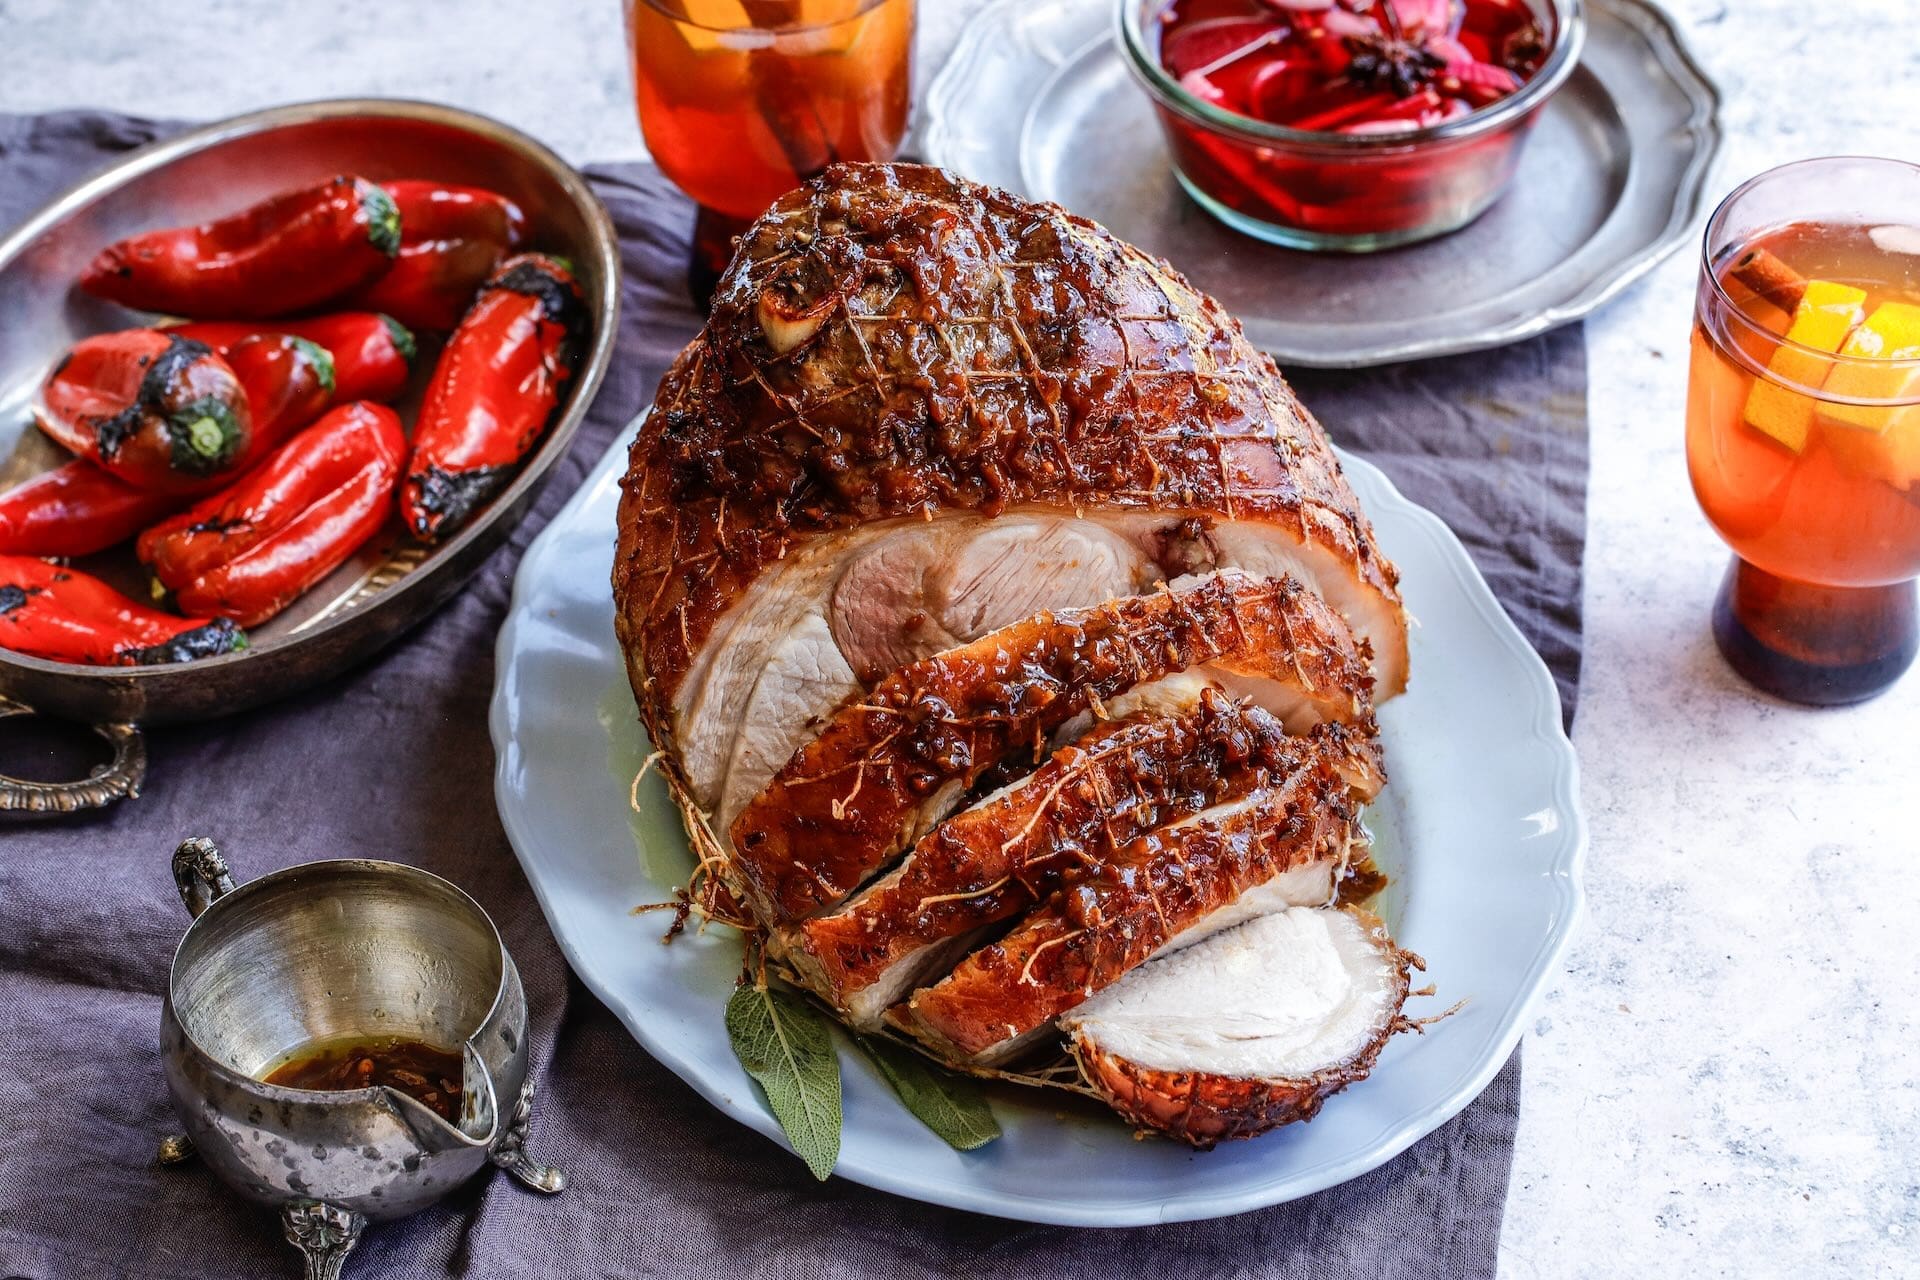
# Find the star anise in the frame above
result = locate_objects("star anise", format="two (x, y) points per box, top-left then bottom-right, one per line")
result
(1343, 3), (1447, 98)
(1345, 32), (1446, 96)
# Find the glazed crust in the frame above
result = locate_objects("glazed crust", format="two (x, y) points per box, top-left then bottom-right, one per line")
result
(728, 573), (1372, 925)
(612, 163), (1406, 760)
(1065, 910), (1416, 1149)
(787, 690), (1381, 1020)
(897, 745), (1359, 1063)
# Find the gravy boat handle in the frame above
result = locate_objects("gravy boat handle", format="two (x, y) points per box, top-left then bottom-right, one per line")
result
(171, 836), (238, 919)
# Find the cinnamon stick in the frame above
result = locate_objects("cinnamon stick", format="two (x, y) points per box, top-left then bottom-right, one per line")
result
(1729, 247), (1808, 311)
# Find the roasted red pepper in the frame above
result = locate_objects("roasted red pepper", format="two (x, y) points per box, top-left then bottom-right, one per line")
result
(350, 238), (510, 332)
(0, 463), (187, 557)
(139, 401), (406, 627)
(402, 254), (587, 542)
(80, 175), (401, 319)
(37, 329), (252, 493)
(0, 555), (244, 666)
(347, 182), (529, 331)
(223, 333), (335, 458)
(171, 312), (417, 405)
(381, 181), (527, 246)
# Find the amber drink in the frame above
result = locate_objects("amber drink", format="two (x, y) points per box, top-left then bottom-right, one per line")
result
(1688, 158), (1920, 703)
(627, 0), (915, 301)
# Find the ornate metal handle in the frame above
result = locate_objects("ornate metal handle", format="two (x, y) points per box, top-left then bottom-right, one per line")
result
(0, 697), (146, 813)
(282, 1201), (364, 1280)
(171, 836), (236, 919)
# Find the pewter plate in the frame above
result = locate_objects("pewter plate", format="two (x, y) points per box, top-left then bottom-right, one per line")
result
(490, 415), (1586, 1224)
(921, 0), (1721, 368)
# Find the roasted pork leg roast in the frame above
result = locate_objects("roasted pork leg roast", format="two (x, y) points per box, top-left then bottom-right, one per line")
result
(613, 162), (1420, 1144)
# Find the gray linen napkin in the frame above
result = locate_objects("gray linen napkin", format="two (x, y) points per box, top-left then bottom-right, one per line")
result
(0, 111), (1583, 1280)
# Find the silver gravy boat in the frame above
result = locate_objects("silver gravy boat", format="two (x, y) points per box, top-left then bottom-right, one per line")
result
(159, 838), (564, 1278)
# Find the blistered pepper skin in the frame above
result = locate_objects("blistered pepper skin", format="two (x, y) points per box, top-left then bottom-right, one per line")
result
(172, 312), (416, 405)
(80, 175), (401, 319)
(223, 333), (336, 461)
(379, 181), (527, 246)
(351, 238), (507, 332)
(401, 254), (587, 542)
(0, 462), (186, 558)
(0, 554), (243, 666)
(37, 329), (253, 494)
(345, 182), (529, 331)
(139, 401), (407, 628)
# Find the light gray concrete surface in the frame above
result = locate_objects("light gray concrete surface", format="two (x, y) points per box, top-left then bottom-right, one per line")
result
(1, 1), (1915, 1275)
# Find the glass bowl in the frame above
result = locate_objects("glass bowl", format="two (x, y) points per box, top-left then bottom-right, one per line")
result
(1117, 0), (1587, 252)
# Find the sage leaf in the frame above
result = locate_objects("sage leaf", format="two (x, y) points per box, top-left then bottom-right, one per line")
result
(725, 983), (841, 1180)
(858, 1035), (1002, 1151)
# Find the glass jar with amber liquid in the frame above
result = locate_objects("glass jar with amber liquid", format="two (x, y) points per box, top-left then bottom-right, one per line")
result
(626, 0), (916, 302)
(1689, 158), (1920, 704)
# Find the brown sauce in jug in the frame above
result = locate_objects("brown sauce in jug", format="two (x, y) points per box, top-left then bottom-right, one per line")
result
(263, 1035), (464, 1123)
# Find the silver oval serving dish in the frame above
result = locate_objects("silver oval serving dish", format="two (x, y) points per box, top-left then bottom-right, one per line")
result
(0, 98), (619, 811)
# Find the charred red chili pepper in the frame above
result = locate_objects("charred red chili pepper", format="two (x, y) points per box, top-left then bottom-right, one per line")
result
(80, 175), (401, 319)
(0, 463), (187, 557)
(0, 554), (244, 666)
(223, 333), (335, 458)
(37, 329), (252, 493)
(402, 254), (587, 542)
(171, 312), (417, 405)
(139, 401), (406, 627)
(347, 183), (529, 331)
(350, 238), (509, 332)
(381, 181), (527, 246)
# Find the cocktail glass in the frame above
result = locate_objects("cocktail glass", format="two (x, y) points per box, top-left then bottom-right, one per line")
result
(1688, 157), (1920, 704)
(626, 0), (916, 303)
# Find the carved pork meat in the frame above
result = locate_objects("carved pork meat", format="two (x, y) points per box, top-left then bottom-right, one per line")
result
(785, 689), (1384, 1027)
(1062, 908), (1416, 1147)
(895, 734), (1366, 1066)
(729, 570), (1371, 925)
(612, 161), (1420, 1143)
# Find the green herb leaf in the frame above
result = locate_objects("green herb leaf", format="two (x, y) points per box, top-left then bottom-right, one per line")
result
(725, 983), (841, 1180)
(857, 1035), (1002, 1152)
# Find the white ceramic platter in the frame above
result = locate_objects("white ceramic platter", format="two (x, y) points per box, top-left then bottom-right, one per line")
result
(490, 415), (1585, 1226)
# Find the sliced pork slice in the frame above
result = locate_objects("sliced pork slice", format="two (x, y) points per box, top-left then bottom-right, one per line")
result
(786, 691), (1381, 1027)
(727, 571), (1371, 925)
(895, 748), (1361, 1066)
(715, 514), (1154, 830)
(1062, 907), (1414, 1147)
(718, 611), (862, 830)
(830, 515), (1151, 684)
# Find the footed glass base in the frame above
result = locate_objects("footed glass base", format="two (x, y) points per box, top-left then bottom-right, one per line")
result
(1712, 557), (1919, 706)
